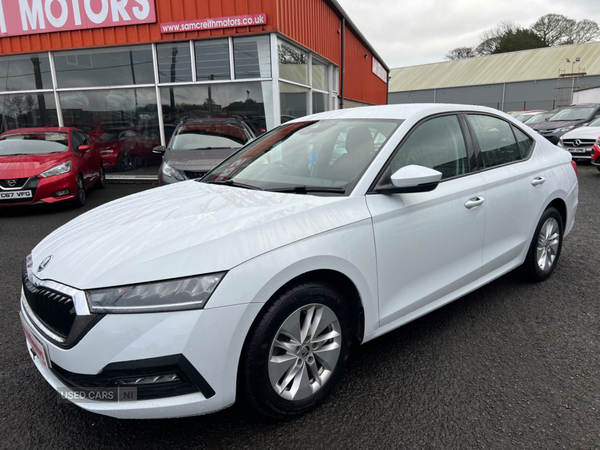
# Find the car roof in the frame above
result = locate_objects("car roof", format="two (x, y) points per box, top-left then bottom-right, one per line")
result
(1, 127), (75, 135)
(292, 103), (515, 123)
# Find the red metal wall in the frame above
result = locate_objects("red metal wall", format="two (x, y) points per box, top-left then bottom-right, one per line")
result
(275, 0), (387, 105)
(0, 0), (387, 105)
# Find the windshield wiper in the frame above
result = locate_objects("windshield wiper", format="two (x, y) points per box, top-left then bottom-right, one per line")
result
(267, 186), (346, 194)
(206, 179), (263, 190)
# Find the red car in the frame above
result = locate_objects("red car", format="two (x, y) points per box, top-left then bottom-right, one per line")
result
(592, 139), (600, 172)
(0, 127), (105, 207)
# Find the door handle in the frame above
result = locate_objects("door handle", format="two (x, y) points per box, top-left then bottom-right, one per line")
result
(465, 197), (485, 209)
(531, 177), (546, 186)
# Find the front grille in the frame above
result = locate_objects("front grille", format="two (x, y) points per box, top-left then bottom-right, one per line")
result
(562, 139), (596, 148)
(184, 171), (207, 180)
(0, 177), (29, 189)
(22, 265), (76, 340)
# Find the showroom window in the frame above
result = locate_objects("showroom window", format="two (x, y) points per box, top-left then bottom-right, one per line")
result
(157, 42), (193, 84)
(196, 39), (231, 81)
(234, 35), (271, 79)
(0, 54), (53, 91)
(0, 34), (338, 175)
(54, 45), (155, 88)
(0, 93), (57, 132)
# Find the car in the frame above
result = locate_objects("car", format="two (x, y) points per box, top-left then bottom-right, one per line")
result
(591, 140), (600, 171)
(557, 117), (600, 160)
(155, 118), (255, 185)
(535, 103), (600, 144)
(512, 110), (546, 122)
(19, 104), (578, 420)
(0, 128), (105, 207)
(522, 109), (563, 130)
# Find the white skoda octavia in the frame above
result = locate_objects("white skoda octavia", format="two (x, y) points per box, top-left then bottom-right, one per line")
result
(20, 104), (578, 419)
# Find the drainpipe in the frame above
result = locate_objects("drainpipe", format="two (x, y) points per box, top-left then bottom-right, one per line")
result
(340, 18), (345, 109)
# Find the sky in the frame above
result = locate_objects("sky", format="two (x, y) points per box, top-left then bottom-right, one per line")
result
(336, 0), (600, 69)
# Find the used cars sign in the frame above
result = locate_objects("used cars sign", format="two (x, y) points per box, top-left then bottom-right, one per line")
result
(0, 0), (156, 37)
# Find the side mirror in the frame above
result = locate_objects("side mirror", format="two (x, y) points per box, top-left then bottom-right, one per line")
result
(78, 144), (91, 154)
(153, 145), (166, 155)
(376, 165), (442, 194)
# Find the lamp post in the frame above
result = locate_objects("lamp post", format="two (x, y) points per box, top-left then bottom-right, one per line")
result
(566, 57), (581, 105)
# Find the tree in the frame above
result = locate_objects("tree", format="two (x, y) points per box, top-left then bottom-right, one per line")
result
(530, 14), (575, 46)
(493, 28), (547, 54)
(476, 21), (519, 56)
(568, 19), (600, 44)
(444, 47), (476, 60)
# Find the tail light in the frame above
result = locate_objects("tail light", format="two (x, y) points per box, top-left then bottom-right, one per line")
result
(571, 160), (578, 177)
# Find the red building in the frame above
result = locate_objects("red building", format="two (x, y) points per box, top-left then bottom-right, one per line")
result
(0, 0), (388, 174)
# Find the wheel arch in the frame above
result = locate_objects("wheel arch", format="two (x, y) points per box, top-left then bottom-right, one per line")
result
(546, 197), (567, 227)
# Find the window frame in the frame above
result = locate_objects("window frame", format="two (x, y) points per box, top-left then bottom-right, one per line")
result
(367, 112), (478, 195)
(464, 112), (537, 171)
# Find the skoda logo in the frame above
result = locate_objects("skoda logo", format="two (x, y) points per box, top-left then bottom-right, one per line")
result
(38, 256), (53, 272)
(7, 179), (16, 187)
(575, 139), (582, 146)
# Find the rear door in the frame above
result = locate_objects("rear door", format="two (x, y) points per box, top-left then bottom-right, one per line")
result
(367, 114), (487, 328)
(466, 114), (549, 275)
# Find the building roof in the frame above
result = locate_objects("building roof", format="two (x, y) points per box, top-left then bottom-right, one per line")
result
(389, 41), (600, 92)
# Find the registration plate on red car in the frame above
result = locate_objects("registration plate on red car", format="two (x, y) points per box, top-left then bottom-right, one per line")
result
(0, 190), (32, 199)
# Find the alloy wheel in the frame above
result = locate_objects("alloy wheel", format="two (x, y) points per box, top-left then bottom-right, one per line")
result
(536, 217), (560, 272)
(268, 303), (342, 401)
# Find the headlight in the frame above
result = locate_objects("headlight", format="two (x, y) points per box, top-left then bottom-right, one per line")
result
(558, 126), (574, 133)
(40, 161), (71, 178)
(100, 149), (114, 154)
(86, 273), (226, 313)
(162, 162), (185, 181)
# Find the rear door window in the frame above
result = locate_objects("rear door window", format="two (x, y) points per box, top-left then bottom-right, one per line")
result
(467, 115), (521, 168)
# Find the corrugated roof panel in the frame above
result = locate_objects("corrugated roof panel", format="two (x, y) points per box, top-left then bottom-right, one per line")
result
(390, 41), (600, 92)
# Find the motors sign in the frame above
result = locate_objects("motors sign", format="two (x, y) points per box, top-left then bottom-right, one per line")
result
(0, 0), (156, 37)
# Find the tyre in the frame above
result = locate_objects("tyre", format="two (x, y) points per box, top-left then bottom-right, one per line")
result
(73, 175), (86, 208)
(519, 207), (563, 281)
(596, 166), (600, 173)
(239, 281), (353, 419)
(94, 164), (106, 190)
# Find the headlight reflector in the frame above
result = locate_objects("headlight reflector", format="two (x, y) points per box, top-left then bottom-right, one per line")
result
(162, 162), (185, 181)
(40, 160), (71, 178)
(86, 273), (225, 313)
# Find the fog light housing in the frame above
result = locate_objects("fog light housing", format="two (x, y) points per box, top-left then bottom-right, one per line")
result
(54, 190), (70, 197)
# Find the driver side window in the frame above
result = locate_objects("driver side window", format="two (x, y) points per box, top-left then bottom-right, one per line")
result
(390, 115), (468, 180)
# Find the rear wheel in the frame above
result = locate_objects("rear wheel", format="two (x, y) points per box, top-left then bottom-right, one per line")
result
(239, 281), (352, 419)
(519, 207), (563, 281)
(73, 175), (86, 208)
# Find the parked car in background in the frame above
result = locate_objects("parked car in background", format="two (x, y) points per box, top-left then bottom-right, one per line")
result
(156, 118), (255, 185)
(591, 140), (600, 171)
(523, 109), (563, 130)
(512, 110), (546, 122)
(558, 116), (600, 160)
(535, 104), (600, 144)
(0, 128), (105, 207)
(20, 104), (578, 420)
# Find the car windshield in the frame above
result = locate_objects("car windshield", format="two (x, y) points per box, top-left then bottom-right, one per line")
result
(588, 117), (600, 127)
(201, 119), (402, 195)
(0, 132), (69, 155)
(549, 107), (595, 121)
(170, 122), (249, 151)
(524, 112), (554, 124)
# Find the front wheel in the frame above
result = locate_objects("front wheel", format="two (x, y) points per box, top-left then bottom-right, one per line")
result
(519, 207), (563, 281)
(239, 281), (352, 419)
(73, 175), (86, 208)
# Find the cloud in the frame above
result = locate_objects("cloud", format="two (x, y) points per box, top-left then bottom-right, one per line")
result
(337, 0), (600, 67)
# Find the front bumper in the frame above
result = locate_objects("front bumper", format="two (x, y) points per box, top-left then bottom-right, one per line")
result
(21, 291), (263, 419)
(0, 173), (77, 206)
